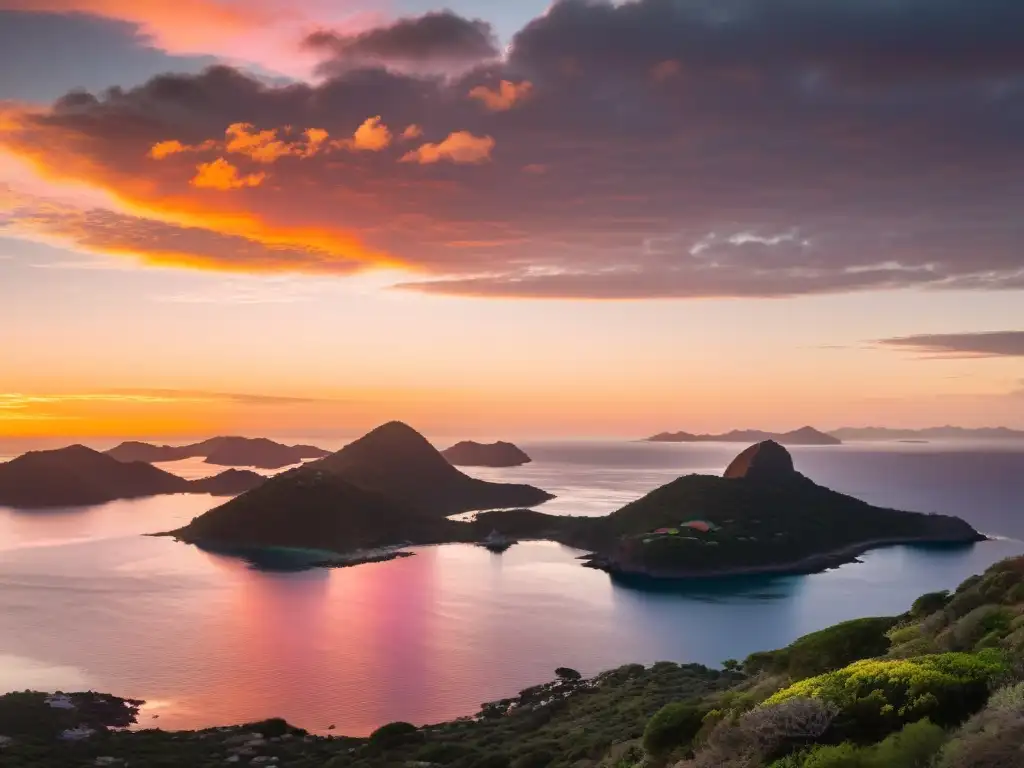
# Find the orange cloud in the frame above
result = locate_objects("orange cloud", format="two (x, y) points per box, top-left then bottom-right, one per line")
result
(148, 138), (218, 159)
(348, 116), (391, 151)
(468, 80), (534, 111)
(190, 158), (266, 190)
(401, 132), (494, 165)
(401, 124), (423, 141)
(303, 128), (330, 156)
(149, 140), (188, 159)
(224, 123), (296, 163)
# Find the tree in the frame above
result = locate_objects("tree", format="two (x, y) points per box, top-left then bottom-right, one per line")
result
(555, 667), (582, 681)
(643, 702), (705, 755)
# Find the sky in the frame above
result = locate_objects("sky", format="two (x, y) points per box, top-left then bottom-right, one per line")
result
(0, 0), (1022, 440)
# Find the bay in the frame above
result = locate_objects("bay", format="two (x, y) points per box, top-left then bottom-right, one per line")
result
(1, 440), (1022, 735)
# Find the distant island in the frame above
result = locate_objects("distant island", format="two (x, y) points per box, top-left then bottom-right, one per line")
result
(442, 440), (532, 467)
(105, 437), (330, 469)
(830, 426), (1024, 441)
(645, 426), (841, 446)
(0, 446), (265, 508)
(162, 426), (980, 578)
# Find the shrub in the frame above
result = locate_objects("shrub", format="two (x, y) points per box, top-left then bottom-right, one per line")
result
(950, 606), (1012, 650)
(869, 718), (946, 767)
(802, 743), (867, 768)
(418, 743), (481, 764)
(642, 702), (704, 755)
(368, 721), (421, 749)
(511, 750), (554, 768)
(912, 591), (951, 618)
(887, 625), (922, 646)
(938, 711), (1024, 767)
(748, 618), (897, 679)
(467, 754), (511, 768)
(739, 697), (839, 756)
(764, 651), (1007, 742)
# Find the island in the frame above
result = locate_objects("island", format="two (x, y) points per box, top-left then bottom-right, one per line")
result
(104, 437), (330, 469)
(161, 431), (980, 578)
(162, 422), (555, 561)
(188, 468), (266, 496)
(441, 440), (533, 467)
(645, 426), (841, 446)
(830, 426), (1024, 442)
(0, 445), (267, 508)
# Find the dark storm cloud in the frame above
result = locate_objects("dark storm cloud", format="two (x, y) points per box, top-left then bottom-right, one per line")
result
(306, 11), (499, 76)
(508, 0), (1024, 83)
(877, 332), (1024, 358)
(3, 0), (1024, 298)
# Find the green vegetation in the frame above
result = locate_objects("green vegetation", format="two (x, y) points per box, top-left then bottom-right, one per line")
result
(745, 617), (898, 678)
(5, 556), (1024, 768)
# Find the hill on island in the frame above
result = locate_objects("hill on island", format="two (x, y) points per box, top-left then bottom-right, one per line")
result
(309, 422), (552, 513)
(0, 445), (189, 508)
(441, 440), (532, 467)
(166, 422), (554, 554)
(0, 446), (268, 508)
(645, 426), (841, 446)
(165, 433), (979, 579)
(105, 437), (329, 469)
(557, 440), (982, 577)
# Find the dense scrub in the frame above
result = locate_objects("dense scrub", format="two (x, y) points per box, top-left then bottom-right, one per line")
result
(5, 557), (1024, 768)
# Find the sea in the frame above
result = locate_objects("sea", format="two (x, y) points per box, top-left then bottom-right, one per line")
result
(1, 438), (1023, 735)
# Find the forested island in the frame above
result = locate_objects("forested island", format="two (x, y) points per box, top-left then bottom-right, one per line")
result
(163, 423), (981, 578)
(0, 445), (265, 508)
(5, 556), (1024, 768)
(106, 437), (329, 469)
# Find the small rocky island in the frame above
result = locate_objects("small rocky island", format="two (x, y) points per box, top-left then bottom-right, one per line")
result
(442, 440), (532, 467)
(161, 431), (981, 578)
(646, 426), (841, 446)
(105, 437), (329, 469)
(0, 445), (266, 508)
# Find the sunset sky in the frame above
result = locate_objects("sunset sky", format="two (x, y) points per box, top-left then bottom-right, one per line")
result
(1, 0), (1022, 440)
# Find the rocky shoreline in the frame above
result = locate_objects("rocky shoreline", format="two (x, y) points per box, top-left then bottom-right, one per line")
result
(580, 531), (988, 580)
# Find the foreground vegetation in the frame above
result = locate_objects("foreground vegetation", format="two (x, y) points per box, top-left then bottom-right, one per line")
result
(5, 557), (1024, 767)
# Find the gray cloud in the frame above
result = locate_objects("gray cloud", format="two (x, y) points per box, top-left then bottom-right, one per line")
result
(306, 11), (498, 76)
(876, 332), (1024, 357)
(5, 0), (1024, 299)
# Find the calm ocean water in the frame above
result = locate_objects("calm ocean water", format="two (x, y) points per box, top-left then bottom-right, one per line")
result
(1, 440), (1023, 735)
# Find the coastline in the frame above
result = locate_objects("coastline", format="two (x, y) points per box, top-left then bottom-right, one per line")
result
(153, 529), (987, 579)
(580, 532), (989, 580)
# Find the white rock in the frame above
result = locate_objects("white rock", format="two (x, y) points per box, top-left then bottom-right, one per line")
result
(45, 694), (76, 710)
(60, 725), (96, 741)
(0, 735), (13, 748)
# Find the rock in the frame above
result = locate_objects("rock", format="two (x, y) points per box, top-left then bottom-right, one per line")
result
(251, 757), (278, 764)
(60, 725), (96, 741)
(94, 757), (124, 766)
(226, 756), (240, 764)
(0, 735), (13, 748)
(723, 441), (796, 481)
